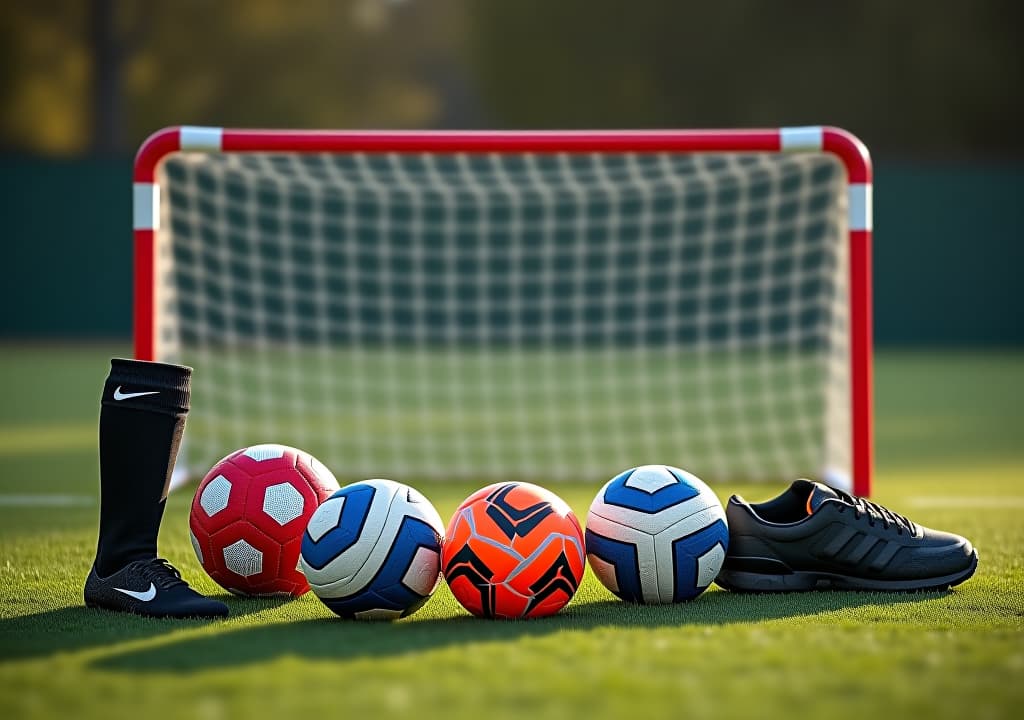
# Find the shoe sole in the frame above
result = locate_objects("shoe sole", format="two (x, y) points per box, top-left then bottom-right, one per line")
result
(716, 549), (978, 593)
(85, 599), (227, 619)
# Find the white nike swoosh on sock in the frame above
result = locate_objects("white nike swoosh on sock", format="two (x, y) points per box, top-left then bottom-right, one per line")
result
(114, 583), (157, 602)
(113, 386), (160, 401)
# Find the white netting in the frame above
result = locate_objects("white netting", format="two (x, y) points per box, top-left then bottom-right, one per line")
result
(157, 149), (849, 485)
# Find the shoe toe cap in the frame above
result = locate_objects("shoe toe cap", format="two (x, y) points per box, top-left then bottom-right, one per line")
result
(889, 530), (976, 579)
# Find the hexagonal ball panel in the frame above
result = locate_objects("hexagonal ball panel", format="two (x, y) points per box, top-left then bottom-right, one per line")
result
(696, 541), (726, 588)
(223, 539), (263, 577)
(189, 528), (204, 565)
(199, 475), (232, 516)
(624, 465), (679, 494)
(243, 444), (286, 462)
(306, 495), (345, 542)
(263, 482), (305, 526)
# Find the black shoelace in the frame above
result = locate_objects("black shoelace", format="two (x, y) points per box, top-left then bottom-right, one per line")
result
(137, 557), (190, 590)
(835, 490), (915, 535)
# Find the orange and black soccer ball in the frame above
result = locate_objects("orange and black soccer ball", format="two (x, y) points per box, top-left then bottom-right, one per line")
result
(441, 482), (586, 619)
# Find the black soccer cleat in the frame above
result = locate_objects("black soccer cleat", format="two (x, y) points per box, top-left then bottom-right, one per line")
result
(85, 558), (229, 618)
(716, 480), (978, 593)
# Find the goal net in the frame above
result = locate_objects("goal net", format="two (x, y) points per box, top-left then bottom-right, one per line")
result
(135, 127), (872, 494)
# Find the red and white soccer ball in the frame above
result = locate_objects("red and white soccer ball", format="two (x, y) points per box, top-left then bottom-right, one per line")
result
(189, 444), (340, 596)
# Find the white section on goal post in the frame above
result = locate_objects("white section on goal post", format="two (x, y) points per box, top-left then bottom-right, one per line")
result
(134, 127), (873, 495)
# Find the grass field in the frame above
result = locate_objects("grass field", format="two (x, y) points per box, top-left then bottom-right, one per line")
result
(1, 345), (1022, 720)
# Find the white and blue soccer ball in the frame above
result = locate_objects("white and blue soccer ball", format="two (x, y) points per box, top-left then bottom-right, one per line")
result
(300, 479), (444, 620)
(585, 465), (728, 604)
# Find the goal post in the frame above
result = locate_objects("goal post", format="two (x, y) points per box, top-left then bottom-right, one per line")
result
(134, 126), (872, 496)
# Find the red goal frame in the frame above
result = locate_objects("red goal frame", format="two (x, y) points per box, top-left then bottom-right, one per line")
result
(133, 126), (873, 496)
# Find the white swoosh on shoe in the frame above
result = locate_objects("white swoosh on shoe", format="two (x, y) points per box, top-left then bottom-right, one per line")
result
(114, 583), (157, 602)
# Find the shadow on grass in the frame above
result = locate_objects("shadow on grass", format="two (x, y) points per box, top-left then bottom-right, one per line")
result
(91, 588), (949, 674)
(0, 594), (289, 663)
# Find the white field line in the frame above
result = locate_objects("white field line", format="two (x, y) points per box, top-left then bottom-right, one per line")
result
(906, 496), (1024, 509)
(0, 494), (94, 507)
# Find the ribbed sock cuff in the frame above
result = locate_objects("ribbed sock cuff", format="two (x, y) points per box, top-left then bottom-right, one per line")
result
(102, 358), (192, 414)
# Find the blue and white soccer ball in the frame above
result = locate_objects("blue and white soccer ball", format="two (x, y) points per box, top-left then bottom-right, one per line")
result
(585, 465), (728, 604)
(300, 479), (445, 620)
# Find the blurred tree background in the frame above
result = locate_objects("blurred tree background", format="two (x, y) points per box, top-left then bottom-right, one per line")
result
(2, 0), (1021, 158)
(0, 0), (1020, 343)
(1, 0), (467, 154)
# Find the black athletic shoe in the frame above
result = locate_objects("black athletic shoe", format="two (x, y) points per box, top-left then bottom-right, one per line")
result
(716, 480), (978, 592)
(84, 558), (229, 618)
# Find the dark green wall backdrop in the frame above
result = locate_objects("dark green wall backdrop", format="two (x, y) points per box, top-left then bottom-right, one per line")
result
(1, 158), (131, 337)
(1, 157), (1020, 345)
(872, 164), (1022, 346)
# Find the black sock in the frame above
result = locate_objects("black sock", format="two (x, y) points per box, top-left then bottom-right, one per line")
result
(94, 358), (191, 577)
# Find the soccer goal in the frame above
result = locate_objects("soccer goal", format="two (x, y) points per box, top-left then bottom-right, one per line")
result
(134, 127), (872, 495)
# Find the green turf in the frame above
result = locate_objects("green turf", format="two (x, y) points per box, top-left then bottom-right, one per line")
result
(0, 345), (1022, 719)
